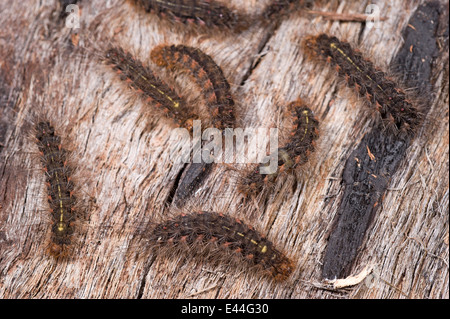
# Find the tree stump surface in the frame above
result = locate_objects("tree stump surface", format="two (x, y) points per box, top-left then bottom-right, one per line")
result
(0, 0), (448, 299)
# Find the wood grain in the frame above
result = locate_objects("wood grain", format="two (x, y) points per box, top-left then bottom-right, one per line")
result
(0, 0), (448, 299)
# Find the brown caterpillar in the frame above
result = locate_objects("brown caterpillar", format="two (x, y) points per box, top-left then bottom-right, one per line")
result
(104, 46), (196, 130)
(34, 121), (78, 258)
(302, 33), (422, 133)
(262, 0), (313, 19)
(148, 211), (294, 281)
(238, 99), (319, 197)
(128, 0), (250, 31)
(150, 44), (235, 130)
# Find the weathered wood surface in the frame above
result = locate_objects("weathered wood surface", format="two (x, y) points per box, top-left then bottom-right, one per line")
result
(0, 0), (448, 299)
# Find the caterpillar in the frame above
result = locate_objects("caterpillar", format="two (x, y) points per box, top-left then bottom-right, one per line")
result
(104, 46), (196, 130)
(302, 33), (422, 133)
(262, 0), (313, 19)
(34, 121), (78, 258)
(148, 211), (294, 281)
(239, 99), (319, 197)
(128, 0), (249, 31)
(150, 44), (235, 130)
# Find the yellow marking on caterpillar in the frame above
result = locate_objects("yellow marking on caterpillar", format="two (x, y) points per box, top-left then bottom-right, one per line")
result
(130, 65), (180, 108)
(215, 220), (269, 254)
(300, 109), (310, 142)
(330, 43), (385, 93)
(48, 146), (66, 232)
(249, 238), (268, 253)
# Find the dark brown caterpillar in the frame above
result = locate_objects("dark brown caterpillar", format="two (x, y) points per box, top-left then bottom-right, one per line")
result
(104, 46), (195, 130)
(151, 44), (235, 130)
(262, 0), (313, 19)
(239, 99), (319, 197)
(149, 211), (294, 281)
(128, 0), (249, 31)
(302, 33), (422, 133)
(35, 121), (77, 257)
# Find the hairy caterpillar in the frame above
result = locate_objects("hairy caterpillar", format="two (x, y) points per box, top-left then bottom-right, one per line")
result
(302, 33), (422, 133)
(150, 44), (235, 130)
(148, 211), (294, 281)
(34, 121), (79, 257)
(104, 46), (196, 130)
(239, 99), (319, 197)
(262, 0), (313, 19)
(128, 0), (250, 31)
